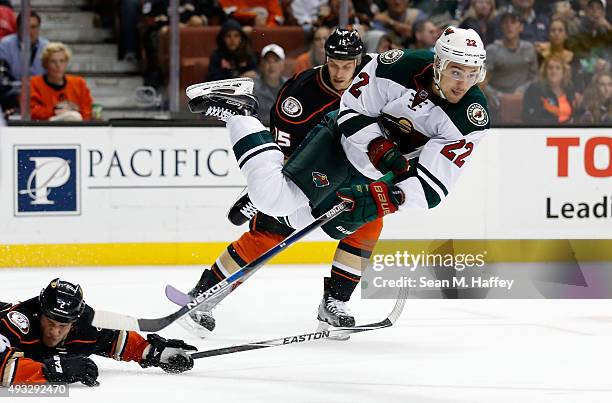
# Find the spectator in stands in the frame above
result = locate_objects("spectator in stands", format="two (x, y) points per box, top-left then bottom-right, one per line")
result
(0, 57), (18, 114)
(535, 18), (574, 64)
(410, 19), (438, 50)
(220, 0), (284, 26)
(294, 26), (330, 74)
(352, 0), (382, 27)
(208, 19), (257, 81)
(372, 0), (426, 45)
(253, 44), (286, 126)
(485, 10), (538, 96)
(288, 0), (328, 30)
(30, 42), (93, 121)
(413, 0), (459, 25)
(494, 0), (549, 43)
(534, 17), (591, 90)
(522, 54), (578, 124)
(0, 11), (48, 81)
(0, 0), (16, 40)
(566, 0), (611, 87)
(140, 0), (209, 87)
(363, 30), (402, 53)
(317, 0), (362, 29)
(580, 0), (611, 34)
(459, 0), (497, 46)
(551, 1), (581, 35)
(579, 71), (611, 123)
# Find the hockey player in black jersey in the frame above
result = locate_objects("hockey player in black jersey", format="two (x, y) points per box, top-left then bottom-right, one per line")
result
(0, 278), (195, 386)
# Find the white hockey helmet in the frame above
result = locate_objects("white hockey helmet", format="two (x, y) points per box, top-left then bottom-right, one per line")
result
(433, 26), (487, 92)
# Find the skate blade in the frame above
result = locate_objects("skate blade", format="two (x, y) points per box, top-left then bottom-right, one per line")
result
(317, 320), (351, 341)
(176, 315), (213, 339)
(186, 78), (254, 100)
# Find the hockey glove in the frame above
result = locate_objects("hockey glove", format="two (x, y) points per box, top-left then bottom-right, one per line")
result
(141, 334), (197, 373)
(336, 178), (405, 223)
(367, 137), (409, 176)
(42, 355), (99, 387)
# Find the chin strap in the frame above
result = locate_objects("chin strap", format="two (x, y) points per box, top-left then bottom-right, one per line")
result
(432, 68), (448, 100)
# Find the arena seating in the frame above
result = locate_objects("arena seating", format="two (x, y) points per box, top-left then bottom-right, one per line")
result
(158, 26), (305, 108)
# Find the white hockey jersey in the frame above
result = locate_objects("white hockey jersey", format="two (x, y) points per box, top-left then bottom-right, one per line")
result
(338, 49), (490, 210)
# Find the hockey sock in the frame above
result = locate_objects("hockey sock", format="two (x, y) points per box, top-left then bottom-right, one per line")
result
(329, 267), (361, 302)
(328, 241), (373, 301)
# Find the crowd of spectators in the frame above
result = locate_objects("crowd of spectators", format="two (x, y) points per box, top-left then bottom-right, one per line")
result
(114, 0), (612, 124)
(0, 0), (610, 125)
(0, 9), (93, 121)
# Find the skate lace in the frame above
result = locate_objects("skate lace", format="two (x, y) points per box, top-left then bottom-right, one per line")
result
(326, 296), (351, 316)
(205, 105), (234, 121)
(240, 201), (258, 219)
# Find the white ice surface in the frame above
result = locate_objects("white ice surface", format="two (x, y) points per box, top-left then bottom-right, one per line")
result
(1, 265), (612, 403)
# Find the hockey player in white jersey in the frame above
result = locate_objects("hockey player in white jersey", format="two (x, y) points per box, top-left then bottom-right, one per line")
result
(187, 26), (490, 328)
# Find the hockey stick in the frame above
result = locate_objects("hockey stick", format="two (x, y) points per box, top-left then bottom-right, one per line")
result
(189, 285), (408, 359)
(91, 200), (351, 332)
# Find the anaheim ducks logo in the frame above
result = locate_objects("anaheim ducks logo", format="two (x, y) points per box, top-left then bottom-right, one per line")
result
(467, 103), (489, 126)
(281, 97), (302, 117)
(380, 49), (404, 64)
(312, 172), (330, 188)
(8, 311), (30, 334)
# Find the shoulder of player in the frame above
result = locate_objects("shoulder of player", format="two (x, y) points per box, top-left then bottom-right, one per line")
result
(279, 66), (320, 96)
(0, 298), (39, 340)
(441, 86), (491, 136)
(374, 49), (434, 86)
(273, 66), (337, 122)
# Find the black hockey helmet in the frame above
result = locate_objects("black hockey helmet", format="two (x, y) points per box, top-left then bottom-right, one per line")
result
(325, 28), (364, 61)
(39, 278), (85, 323)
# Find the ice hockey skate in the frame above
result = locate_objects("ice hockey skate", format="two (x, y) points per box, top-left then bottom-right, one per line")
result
(186, 78), (259, 122)
(227, 188), (258, 226)
(176, 269), (219, 338)
(317, 277), (355, 341)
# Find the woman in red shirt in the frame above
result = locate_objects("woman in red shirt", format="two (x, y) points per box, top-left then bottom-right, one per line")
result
(30, 42), (93, 121)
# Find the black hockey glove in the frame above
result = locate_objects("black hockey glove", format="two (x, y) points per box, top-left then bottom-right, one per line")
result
(42, 355), (99, 387)
(337, 177), (405, 223)
(140, 334), (197, 373)
(367, 137), (409, 176)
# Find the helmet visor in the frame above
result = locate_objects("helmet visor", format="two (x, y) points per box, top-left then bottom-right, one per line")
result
(440, 65), (481, 86)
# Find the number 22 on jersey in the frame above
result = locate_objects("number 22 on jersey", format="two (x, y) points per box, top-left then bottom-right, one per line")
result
(440, 139), (474, 168)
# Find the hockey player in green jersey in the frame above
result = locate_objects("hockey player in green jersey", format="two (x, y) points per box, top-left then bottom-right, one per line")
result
(187, 26), (490, 327)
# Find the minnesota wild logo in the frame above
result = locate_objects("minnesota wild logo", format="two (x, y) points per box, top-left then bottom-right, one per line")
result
(312, 172), (330, 188)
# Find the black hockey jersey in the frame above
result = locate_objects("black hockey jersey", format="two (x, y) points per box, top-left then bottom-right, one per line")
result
(0, 298), (148, 364)
(270, 55), (372, 157)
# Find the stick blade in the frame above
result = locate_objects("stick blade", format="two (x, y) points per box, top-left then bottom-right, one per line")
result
(91, 310), (141, 331)
(165, 284), (191, 305)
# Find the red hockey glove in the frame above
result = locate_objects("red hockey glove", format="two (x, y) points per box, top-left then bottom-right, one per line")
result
(367, 137), (409, 176)
(337, 178), (405, 223)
